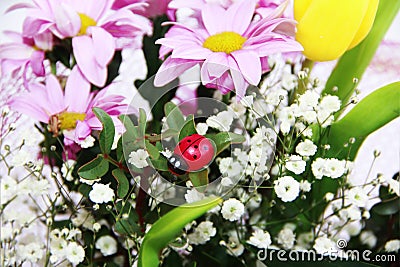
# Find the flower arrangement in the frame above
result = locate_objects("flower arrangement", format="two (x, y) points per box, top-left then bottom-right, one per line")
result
(0, 0), (399, 267)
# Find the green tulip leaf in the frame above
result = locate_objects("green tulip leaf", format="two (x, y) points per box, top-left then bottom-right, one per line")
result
(326, 82), (400, 160)
(138, 196), (222, 267)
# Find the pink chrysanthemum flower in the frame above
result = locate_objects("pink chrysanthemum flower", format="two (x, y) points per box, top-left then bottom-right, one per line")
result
(9, 67), (129, 148)
(0, 31), (53, 78)
(154, 0), (302, 99)
(10, 0), (152, 87)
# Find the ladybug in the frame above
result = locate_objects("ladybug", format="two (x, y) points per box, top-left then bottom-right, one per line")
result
(167, 134), (215, 175)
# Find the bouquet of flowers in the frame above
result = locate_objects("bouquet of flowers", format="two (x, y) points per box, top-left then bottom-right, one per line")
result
(0, 0), (399, 266)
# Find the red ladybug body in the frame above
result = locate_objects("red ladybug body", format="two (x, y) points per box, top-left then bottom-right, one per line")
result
(168, 134), (215, 175)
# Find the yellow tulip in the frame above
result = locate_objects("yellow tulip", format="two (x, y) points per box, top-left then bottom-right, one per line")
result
(295, 0), (379, 61)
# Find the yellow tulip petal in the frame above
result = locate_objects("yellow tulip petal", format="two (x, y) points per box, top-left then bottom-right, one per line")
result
(348, 0), (379, 49)
(294, 0), (312, 21)
(296, 0), (369, 61)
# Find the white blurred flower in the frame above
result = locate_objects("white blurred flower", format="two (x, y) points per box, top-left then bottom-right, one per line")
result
(16, 243), (43, 263)
(96, 236), (118, 256)
(221, 198), (245, 221)
(221, 177), (233, 187)
(196, 123), (208, 135)
(274, 176), (300, 202)
(299, 180), (312, 192)
(206, 111), (234, 131)
(89, 183), (115, 204)
(10, 149), (31, 166)
(387, 178), (400, 196)
(296, 139), (317, 157)
(285, 155), (306, 175)
(248, 229), (272, 249)
(61, 160), (76, 182)
(128, 149), (149, 168)
(188, 221), (216, 245)
(324, 192), (335, 201)
(1, 176), (17, 204)
(78, 135), (96, 148)
(65, 242), (85, 265)
(223, 233), (244, 256)
(347, 187), (369, 207)
(360, 231), (377, 249)
(313, 236), (336, 255)
(277, 228), (296, 249)
(384, 239), (400, 252)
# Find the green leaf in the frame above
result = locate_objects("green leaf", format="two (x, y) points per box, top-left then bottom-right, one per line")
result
(164, 102), (185, 131)
(326, 82), (400, 160)
(138, 108), (147, 138)
(112, 169), (130, 198)
(138, 197), (222, 267)
(150, 157), (169, 171)
(206, 132), (246, 156)
(188, 169), (209, 190)
(78, 155), (109, 180)
(322, 0), (400, 110)
(179, 115), (197, 141)
(93, 107), (115, 155)
(145, 140), (160, 160)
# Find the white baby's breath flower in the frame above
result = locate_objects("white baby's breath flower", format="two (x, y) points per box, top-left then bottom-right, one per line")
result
(274, 176), (300, 202)
(319, 95), (341, 114)
(221, 198), (245, 221)
(89, 183), (115, 204)
(296, 139), (317, 157)
(221, 177), (233, 187)
(188, 221), (216, 245)
(96, 236), (118, 256)
(184, 189), (205, 203)
(196, 122), (208, 135)
(387, 178), (400, 196)
(78, 135), (96, 148)
(17, 243), (44, 263)
(384, 239), (400, 252)
(65, 242), (85, 265)
(285, 155), (306, 174)
(277, 228), (296, 249)
(299, 180), (312, 192)
(311, 158), (326, 179)
(313, 236), (336, 255)
(347, 187), (369, 207)
(298, 90), (320, 109)
(247, 229), (272, 249)
(206, 110), (234, 131)
(278, 107), (295, 134)
(128, 149), (149, 168)
(223, 233), (244, 256)
(325, 158), (347, 178)
(10, 149), (31, 166)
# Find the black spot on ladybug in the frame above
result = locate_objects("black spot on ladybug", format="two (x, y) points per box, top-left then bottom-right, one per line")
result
(193, 155), (197, 159)
(187, 139), (191, 142)
(194, 145), (198, 148)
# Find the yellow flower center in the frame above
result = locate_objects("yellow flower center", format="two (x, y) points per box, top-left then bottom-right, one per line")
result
(203, 31), (246, 54)
(78, 13), (97, 35)
(58, 112), (86, 130)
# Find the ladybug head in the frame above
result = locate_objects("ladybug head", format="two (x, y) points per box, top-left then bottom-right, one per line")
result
(167, 154), (188, 176)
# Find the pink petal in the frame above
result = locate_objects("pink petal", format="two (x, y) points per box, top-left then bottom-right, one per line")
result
(201, 52), (229, 83)
(89, 27), (115, 67)
(171, 46), (212, 60)
(65, 67), (91, 112)
(30, 50), (45, 76)
(226, 0), (256, 35)
(54, 3), (81, 37)
(46, 75), (66, 113)
(5, 3), (35, 13)
(74, 121), (91, 142)
(256, 0), (289, 20)
(228, 57), (248, 100)
(154, 57), (200, 87)
(0, 43), (32, 60)
(72, 36), (108, 87)
(231, 50), (261, 85)
(202, 4), (227, 35)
